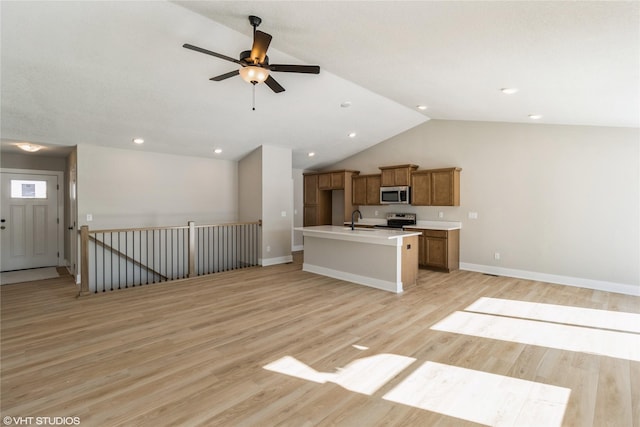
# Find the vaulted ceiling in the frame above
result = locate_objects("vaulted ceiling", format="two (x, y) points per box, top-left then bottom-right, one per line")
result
(2, 1), (638, 169)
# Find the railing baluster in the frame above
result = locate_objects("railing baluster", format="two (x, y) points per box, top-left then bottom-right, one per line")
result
(109, 232), (113, 291)
(125, 231), (128, 288)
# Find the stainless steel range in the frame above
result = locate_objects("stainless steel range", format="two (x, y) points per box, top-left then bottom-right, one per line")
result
(374, 213), (417, 229)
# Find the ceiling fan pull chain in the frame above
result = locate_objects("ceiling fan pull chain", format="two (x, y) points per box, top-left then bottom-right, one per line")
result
(252, 82), (256, 111)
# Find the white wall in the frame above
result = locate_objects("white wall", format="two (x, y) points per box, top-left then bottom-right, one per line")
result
(77, 144), (238, 229)
(261, 145), (293, 265)
(1, 152), (67, 172)
(329, 120), (640, 295)
(238, 147), (262, 223)
(238, 145), (294, 265)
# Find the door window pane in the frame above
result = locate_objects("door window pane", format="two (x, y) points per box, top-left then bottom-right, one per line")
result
(11, 180), (47, 199)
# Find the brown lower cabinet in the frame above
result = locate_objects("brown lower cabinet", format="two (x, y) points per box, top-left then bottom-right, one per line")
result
(404, 228), (460, 272)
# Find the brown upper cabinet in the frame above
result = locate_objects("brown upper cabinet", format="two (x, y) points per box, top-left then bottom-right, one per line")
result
(304, 174), (319, 205)
(303, 170), (359, 226)
(352, 174), (381, 206)
(379, 165), (419, 187)
(318, 172), (346, 190)
(411, 167), (461, 206)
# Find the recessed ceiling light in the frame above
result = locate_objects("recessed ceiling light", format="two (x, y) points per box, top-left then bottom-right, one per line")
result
(500, 88), (519, 95)
(17, 143), (43, 152)
(416, 105), (428, 110)
(528, 114), (543, 120)
(133, 138), (144, 144)
(340, 101), (352, 108)
(308, 152), (316, 157)
(214, 148), (222, 154)
(348, 132), (357, 138)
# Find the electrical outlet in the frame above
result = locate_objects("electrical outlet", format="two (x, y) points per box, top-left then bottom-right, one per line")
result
(494, 252), (501, 260)
(468, 212), (478, 219)
(281, 211), (286, 217)
(86, 214), (93, 222)
(266, 245), (271, 252)
(374, 211), (379, 216)
(438, 211), (444, 219)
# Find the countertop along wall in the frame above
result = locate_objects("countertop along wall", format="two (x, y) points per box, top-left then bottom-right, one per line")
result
(329, 119), (640, 295)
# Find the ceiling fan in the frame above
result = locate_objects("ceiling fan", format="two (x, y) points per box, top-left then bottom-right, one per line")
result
(183, 15), (320, 95)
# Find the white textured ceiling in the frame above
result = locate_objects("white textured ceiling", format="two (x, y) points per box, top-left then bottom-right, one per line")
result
(2, 1), (638, 169)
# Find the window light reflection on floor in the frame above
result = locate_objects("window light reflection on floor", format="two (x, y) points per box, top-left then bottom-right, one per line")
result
(383, 361), (570, 427)
(466, 297), (640, 333)
(263, 352), (415, 395)
(432, 300), (640, 361)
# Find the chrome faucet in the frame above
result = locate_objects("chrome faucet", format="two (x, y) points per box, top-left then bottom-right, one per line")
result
(351, 209), (362, 230)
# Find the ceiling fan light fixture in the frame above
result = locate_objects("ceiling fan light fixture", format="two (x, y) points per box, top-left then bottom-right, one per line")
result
(239, 66), (269, 84)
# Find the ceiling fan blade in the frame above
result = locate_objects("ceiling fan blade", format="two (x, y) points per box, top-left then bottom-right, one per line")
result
(183, 43), (241, 65)
(269, 64), (320, 74)
(264, 75), (285, 93)
(210, 70), (240, 81)
(250, 30), (272, 64)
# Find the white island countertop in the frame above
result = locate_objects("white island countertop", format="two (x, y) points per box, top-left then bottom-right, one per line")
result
(295, 225), (421, 246)
(296, 225), (421, 293)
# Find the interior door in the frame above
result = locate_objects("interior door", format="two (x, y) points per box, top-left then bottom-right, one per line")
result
(1, 172), (59, 271)
(68, 164), (77, 276)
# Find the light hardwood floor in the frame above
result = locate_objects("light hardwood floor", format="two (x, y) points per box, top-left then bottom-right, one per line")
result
(1, 253), (639, 426)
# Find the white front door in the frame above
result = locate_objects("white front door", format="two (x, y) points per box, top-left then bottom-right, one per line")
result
(1, 172), (59, 271)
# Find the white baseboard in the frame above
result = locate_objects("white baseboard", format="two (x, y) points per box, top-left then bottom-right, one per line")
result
(292, 244), (304, 252)
(302, 263), (402, 293)
(261, 255), (294, 267)
(460, 263), (640, 297)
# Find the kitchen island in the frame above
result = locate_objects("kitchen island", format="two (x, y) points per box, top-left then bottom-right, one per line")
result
(295, 225), (421, 293)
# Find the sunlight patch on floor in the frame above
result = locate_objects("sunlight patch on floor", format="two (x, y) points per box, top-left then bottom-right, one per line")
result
(383, 361), (570, 427)
(263, 353), (415, 395)
(431, 311), (640, 361)
(465, 297), (640, 333)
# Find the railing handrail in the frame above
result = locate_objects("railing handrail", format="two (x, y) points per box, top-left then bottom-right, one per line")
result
(194, 221), (261, 229)
(86, 221), (260, 235)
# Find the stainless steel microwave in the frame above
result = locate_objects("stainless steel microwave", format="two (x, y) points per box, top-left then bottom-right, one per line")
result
(380, 186), (411, 204)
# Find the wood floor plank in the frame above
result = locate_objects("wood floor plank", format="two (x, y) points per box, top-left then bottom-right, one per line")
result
(1, 254), (638, 426)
